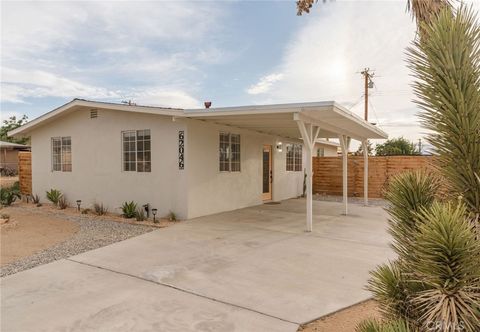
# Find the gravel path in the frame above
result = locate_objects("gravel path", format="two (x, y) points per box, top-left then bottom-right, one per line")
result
(1, 206), (154, 277)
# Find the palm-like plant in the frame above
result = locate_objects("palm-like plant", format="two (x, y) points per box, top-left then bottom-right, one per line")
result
(356, 318), (411, 332)
(408, 6), (480, 223)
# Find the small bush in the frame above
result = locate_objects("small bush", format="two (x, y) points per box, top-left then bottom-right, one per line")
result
(0, 187), (20, 206)
(31, 194), (40, 204)
(167, 211), (177, 222)
(57, 196), (68, 210)
(121, 201), (137, 218)
(36, 203), (42, 207)
(135, 209), (146, 221)
(93, 203), (108, 216)
(46, 189), (62, 205)
(1, 213), (10, 221)
(81, 208), (90, 214)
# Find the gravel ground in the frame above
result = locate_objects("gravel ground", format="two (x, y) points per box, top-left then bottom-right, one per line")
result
(313, 194), (387, 207)
(1, 206), (154, 277)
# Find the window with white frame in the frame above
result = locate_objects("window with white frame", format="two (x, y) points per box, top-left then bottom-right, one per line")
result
(51, 137), (72, 172)
(286, 143), (302, 171)
(219, 132), (241, 172)
(122, 130), (151, 172)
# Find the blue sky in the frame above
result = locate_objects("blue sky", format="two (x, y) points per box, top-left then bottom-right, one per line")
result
(2, 1), (479, 146)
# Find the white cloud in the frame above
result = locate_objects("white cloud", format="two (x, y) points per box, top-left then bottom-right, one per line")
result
(247, 73), (284, 95)
(126, 88), (200, 109)
(247, 1), (421, 143)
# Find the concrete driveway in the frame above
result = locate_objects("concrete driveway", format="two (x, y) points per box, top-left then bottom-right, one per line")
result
(1, 199), (394, 332)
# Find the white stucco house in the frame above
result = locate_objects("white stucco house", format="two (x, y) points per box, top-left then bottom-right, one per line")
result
(9, 99), (386, 231)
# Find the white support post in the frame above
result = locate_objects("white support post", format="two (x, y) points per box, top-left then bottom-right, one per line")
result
(362, 140), (369, 206)
(339, 135), (349, 215)
(296, 118), (321, 232)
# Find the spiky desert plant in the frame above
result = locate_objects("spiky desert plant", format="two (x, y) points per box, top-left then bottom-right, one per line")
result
(384, 170), (440, 259)
(409, 202), (480, 331)
(356, 318), (411, 332)
(408, 6), (480, 223)
(46, 189), (62, 205)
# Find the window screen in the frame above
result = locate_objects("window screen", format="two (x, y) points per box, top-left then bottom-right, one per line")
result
(122, 130), (151, 172)
(219, 132), (240, 172)
(51, 137), (71, 172)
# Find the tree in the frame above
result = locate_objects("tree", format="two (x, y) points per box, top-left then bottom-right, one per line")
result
(0, 115), (29, 145)
(353, 140), (373, 156)
(375, 137), (419, 156)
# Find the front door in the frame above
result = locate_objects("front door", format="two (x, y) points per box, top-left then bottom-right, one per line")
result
(262, 145), (272, 201)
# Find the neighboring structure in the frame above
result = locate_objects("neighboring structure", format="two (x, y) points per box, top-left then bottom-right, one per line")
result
(9, 99), (387, 230)
(0, 140), (30, 174)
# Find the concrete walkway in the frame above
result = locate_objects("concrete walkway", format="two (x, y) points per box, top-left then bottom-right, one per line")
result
(1, 199), (394, 332)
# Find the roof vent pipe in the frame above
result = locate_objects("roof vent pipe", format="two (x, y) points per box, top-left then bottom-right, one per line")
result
(204, 101), (212, 109)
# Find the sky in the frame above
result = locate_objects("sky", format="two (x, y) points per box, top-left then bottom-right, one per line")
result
(1, 0), (479, 149)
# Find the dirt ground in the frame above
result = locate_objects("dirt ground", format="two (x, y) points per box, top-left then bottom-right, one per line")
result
(0, 206), (79, 266)
(298, 300), (381, 332)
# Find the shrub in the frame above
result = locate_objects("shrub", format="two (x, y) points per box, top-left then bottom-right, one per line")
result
(1, 213), (10, 221)
(167, 211), (177, 222)
(135, 208), (146, 221)
(57, 196), (68, 210)
(81, 208), (90, 214)
(93, 203), (108, 216)
(0, 187), (20, 206)
(356, 319), (410, 332)
(121, 201), (137, 218)
(46, 189), (62, 205)
(31, 194), (40, 204)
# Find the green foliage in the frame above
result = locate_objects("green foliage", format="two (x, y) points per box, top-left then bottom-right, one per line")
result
(0, 115), (29, 145)
(121, 201), (137, 218)
(31, 194), (40, 204)
(410, 202), (480, 331)
(167, 211), (177, 221)
(57, 196), (68, 210)
(375, 138), (419, 156)
(356, 319), (411, 332)
(384, 170), (440, 259)
(135, 208), (146, 221)
(46, 189), (62, 205)
(93, 203), (108, 216)
(354, 140), (374, 156)
(408, 6), (480, 219)
(0, 187), (21, 206)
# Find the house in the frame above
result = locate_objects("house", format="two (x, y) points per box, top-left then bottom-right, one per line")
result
(9, 99), (387, 230)
(0, 140), (30, 174)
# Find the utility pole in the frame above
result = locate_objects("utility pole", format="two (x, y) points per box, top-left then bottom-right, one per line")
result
(360, 68), (374, 121)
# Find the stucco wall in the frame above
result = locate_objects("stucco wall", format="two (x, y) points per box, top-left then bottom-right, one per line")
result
(185, 119), (304, 218)
(30, 108), (188, 219)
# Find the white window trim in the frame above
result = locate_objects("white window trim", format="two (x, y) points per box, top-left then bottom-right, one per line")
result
(286, 143), (303, 172)
(219, 132), (241, 173)
(51, 136), (72, 172)
(121, 129), (151, 173)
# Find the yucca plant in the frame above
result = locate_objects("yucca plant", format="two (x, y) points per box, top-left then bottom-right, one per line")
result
(410, 202), (480, 331)
(408, 6), (480, 223)
(57, 196), (68, 210)
(46, 189), (62, 205)
(356, 318), (411, 332)
(121, 201), (137, 218)
(384, 169), (440, 260)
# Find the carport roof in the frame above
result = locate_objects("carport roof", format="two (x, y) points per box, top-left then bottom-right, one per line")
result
(185, 101), (387, 141)
(9, 99), (387, 141)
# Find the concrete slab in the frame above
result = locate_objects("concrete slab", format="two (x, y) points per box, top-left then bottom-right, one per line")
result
(1, 260), (298, 332)
(1, 199), (393, 331)
(71, 199), (394, 324)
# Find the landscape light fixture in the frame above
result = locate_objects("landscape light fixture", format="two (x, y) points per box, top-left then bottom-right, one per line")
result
(152, 208), (158, 223)
(276, 142), (283, 152)
(76, 200), (82, 211)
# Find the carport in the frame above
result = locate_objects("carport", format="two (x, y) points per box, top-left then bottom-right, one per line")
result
(185, 101), (388, 232)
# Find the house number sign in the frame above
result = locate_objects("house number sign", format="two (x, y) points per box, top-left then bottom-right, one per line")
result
(178, 131), (185, 170)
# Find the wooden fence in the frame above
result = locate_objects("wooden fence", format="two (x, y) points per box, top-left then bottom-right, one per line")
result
(18, 151), (32, 194)
(312, 156), (435, 198)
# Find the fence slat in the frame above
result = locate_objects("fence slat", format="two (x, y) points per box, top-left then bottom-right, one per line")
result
(18, 151), (32, 194)
(313, 156), (434, 198)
